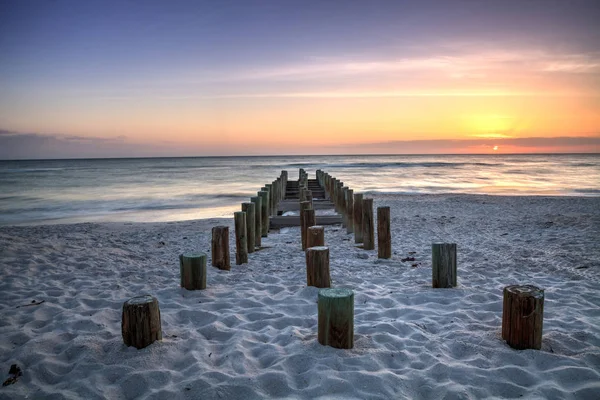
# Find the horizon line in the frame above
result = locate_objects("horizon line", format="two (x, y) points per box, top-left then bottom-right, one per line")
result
(1, 152), (598, 162)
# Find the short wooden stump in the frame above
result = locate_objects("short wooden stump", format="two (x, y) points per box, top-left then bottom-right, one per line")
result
(318, 288), (354, 349)
(502, 285), (544, 350)
(179, 252), (207, 290)
(432, 243), (457, 288)
(306, 246), (331, 288)
(122, 295), (162, 349)
(211, 226), (230, 271)
(307, 225), (325, 248)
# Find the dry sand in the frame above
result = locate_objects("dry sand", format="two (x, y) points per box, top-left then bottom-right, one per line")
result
(1, 194), (599, 399)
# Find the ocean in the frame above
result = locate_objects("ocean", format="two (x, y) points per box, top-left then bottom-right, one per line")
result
(0, 154), (598, 226)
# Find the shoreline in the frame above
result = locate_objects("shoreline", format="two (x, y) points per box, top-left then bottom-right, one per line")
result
(1, 194), (599, 399)
(2, 192), (600, 228)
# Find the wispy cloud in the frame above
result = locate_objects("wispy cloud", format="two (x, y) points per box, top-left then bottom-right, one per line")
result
(72, 46), (600, 101)
(218, 49), (600, 82)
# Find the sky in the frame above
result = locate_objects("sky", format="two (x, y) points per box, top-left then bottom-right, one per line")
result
(0, 0), (599, 159)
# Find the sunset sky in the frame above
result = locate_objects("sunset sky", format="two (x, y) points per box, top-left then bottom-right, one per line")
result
(1, 0), (599, 158)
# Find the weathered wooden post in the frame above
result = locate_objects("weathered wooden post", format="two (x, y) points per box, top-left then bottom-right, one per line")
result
(300, 187), (307, 202)
(211, 226), (230, 271)
(307, 225), (325, 248)
(377, 206), (391, 259)
(362, 198), (374, 250)
(432, 243), (457, 288)
(502, 285), (544, 350)
(179, 252), (207, 290)
(318, 288), (354, 349)
(122, 295), (162, 349)
(266, 184), (275, 216)
(301, 208), (316, 250)
(354, 193), (363, 243)
(276, 177), (282, 203)
(241, 202), (255, 253)
(341, 187), (349, 228)
(234, 211), (248, 265)
(258, 190), (269, 237)
(332, 179), (338, 210)
(250, 196), (262, 247)
(306, 246), (331, 288)
(281, 170), (288, 193)
(345, 188), (354, 234)
(337, 182), (344, 214)
(300, 200), (313, 250)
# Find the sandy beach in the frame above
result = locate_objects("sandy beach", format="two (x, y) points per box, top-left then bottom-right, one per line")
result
(1, 194), (599, 399)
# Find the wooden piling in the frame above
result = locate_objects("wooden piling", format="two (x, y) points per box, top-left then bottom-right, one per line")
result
(502, 285), (544, 350)
(258, 190), (269, 237)
(211, 226), (230, 270)
(305, 246), (331, 288)
(122, 295), (162, 349)
(341, 187), (349, 228)
(234, 211), (248, 265)
(377, 207), (391, 259)
(307, 225), (325, 248)
(318, 288), (354, 349)
(241, 202), (255, 253)
(345, 188), (354, 234)
(354, 193), (363, 243)
(299, 200), (313, 249)
(362, 198), (374, 250)
(265, 184), (273, 216)
(301, 208), (316, 250)
(179, 252), (207, 290)
(432, 243), (457, 288)
(250, 196), (262, 247)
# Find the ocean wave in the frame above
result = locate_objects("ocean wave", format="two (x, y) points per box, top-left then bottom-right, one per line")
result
(573, 188), (600, 194)
(323, 161), (502, 169)
(1, 168), (67, 173)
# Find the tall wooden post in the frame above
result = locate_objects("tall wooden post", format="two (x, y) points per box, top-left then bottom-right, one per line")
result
(301, 208), (316, 250)
(362, 198), (374, 250)
(432, 243), (457, 288)
(307, 225), (325, 248)
(353, 193), (363, 243)
(258, 190), (269, 237)
(265, 184), (273, 216)
(305, 246), (331, 288)
(502, 285), (544, 350)
(300, 200), (312, 250)
(332, 180), (338, 210)
(241, 202), (255, 253)
(179, 252), (207, 290)
(234, 211), (248, 265)
(345, 188), (354, 234)
(122, 295), (162, 349)
(211, 226), (230, 271)
(318, 288), (354, 349)
(341, 187), (349, 228)
(250, 196), (262, 247)
(377, 206), (391, 259)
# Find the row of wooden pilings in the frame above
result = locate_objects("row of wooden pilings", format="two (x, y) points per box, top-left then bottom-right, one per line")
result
(121, 169), (544, 352)
(122, 171), (289, 349)
(213, 170), (289, 267)
(317, 169), (391, 258)
(305, 169), (544, 351)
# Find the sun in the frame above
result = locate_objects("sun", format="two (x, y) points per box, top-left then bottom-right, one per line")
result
(493, 145), (499, 151)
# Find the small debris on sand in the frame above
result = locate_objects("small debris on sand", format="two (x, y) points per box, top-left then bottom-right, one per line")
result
(2, 364), (22, 386)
